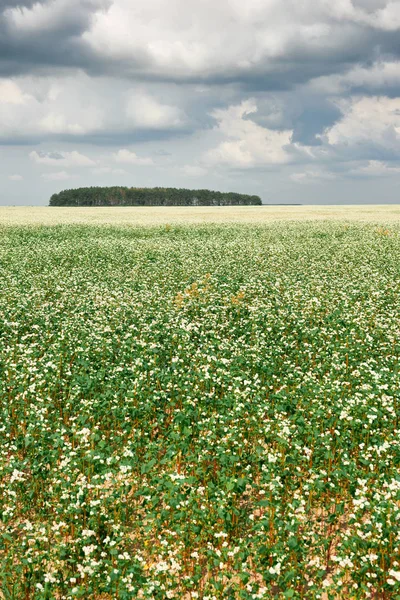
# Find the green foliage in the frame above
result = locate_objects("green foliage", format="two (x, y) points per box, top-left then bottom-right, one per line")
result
(0, 221), (400, 598)
(49, 187), (262, 207)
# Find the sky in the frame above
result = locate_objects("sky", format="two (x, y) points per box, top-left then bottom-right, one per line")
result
(2, 0), (400, 205)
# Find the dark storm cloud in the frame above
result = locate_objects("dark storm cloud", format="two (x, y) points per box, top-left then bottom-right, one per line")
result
(353, 0), (387, 11)
(291, 103), (343, 146)
(50, 127), (195, 146)
(0, 0), (400, 91)
(1, 0), (400, 189)
(0, 0), (111, 77)
(1, 1), (41, 8)
(35, 150), (64, 159)
(0, 127), (195, 147)
(333, 141), (400, 162)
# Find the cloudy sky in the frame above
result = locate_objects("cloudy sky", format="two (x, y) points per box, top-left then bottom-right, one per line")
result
(2, 0), (400, 204)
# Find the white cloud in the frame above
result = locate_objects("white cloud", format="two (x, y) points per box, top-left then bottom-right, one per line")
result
(41, 171), (72, 181)
(92, 167), (127, 174)
(114, 149), (154, 166)
(30, 150), (96, 167)
(371, 1), (400, 30)
(308, 61), (400, 95)
(181, 165), (207, 177)
(39, 113), (87, 136)
(126, 92), (184, 129)
(8, 174), (23, 181)
(80, 0), (400, 84)
(0, 75), (105, 141)
(0, 74), (189, 142)
(0, 80), (30, 105)
(205, 99), (293, 167)
(290, 169), (336, 183)
(325, 96), (400, 147)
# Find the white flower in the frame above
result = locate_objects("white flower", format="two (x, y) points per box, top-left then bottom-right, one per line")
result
(82, 544), (96, 556)
(10, 469), (25, 483)
(269, 562), (281, 575)
(81, 529), (96, 538)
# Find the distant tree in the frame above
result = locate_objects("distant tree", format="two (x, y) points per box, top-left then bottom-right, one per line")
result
(49, 187), (262, 207)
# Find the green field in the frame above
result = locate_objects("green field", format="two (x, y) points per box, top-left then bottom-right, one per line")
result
(1, 220), (400, 599)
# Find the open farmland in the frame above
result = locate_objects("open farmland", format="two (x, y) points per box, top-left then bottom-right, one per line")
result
(1, 219), (400, 599)
(3, 204), (400, 225)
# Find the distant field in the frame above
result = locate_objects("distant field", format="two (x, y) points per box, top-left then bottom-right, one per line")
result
(2, 204), (400, 225)
(1, 221), (400, 598)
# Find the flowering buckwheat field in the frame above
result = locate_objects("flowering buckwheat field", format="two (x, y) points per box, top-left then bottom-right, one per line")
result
(1, 220), (400, 599)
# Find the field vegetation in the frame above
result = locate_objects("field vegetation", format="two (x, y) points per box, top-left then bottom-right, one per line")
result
(3, 205), (400, 226)
(1, 219), (400, 598)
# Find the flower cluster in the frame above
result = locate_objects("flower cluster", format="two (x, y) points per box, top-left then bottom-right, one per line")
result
(1, 221), (399, 598)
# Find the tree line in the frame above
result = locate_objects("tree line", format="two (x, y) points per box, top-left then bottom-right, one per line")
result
(49, 187), (262, 206)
